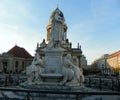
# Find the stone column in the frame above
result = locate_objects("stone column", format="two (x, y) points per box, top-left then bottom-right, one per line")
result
(77, 56), (81, 68)
(0, 62), (3, 72)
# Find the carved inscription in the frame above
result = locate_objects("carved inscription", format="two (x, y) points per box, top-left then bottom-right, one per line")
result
(45, 56), (61, 66)
(44, 56), (62, 73)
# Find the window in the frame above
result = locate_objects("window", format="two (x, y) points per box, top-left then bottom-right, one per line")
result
(15, 61), (18, 73)
(15, 61), (18, 68)
(102, 64), (104, 67)
(22, 61), (24, 69)
(3, 62), (7, 73)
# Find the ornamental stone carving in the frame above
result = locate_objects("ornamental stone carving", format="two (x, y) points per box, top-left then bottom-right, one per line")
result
(25, 52), (44, 84)
(24, 7), (83, 87)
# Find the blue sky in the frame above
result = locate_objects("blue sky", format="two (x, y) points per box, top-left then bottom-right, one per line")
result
(0, 0), (120, 64)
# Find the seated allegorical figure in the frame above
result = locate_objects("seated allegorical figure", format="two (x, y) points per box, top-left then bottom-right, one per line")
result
(26, 52), (44, 84)
(61, 54), (84, 86)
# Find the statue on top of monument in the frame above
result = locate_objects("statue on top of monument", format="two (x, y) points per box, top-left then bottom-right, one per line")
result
(46, 7), (65, 49)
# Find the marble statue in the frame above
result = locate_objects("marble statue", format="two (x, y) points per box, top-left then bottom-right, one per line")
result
(26, 52), (44, 84)
(26, 65), (35, 84)
(61, 39), (71, 48)
(23, 7), (83, 87)
(61, 54), (84, 86)
(46, 8), (65, 49)
(40, 39), (46, 48)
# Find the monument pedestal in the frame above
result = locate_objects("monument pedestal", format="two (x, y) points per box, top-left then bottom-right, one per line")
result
(43, 48), (65, 73)
(40, 48), (66, 83)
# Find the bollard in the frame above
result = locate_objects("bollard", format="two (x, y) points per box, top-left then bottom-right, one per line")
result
(99, 78), (102, 90)
(117, 78), (120, 91)
(4, 76), (7, 86)
(27, 92), (30, 100)
(89, 77), (91, 87)
(76, 94), (79, 100)
(111, 78), (114, 91)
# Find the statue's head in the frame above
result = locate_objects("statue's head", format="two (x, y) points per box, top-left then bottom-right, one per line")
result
(66, 54), (72, 60)
(50, 8), (65, 23)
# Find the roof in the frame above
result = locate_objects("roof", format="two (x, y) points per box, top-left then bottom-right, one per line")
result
(108, 50), (120, 59)
(7, 45), (33, 58)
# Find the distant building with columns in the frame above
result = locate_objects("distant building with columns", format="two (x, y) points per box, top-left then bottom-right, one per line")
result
(91, 54), (115, 75)
(0, 45), (33, 73)
(91, 54), (109, 69)
(80, 55), (87, 69)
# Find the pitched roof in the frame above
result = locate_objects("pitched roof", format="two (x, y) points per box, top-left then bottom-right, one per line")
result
(7, 45), (33, 58)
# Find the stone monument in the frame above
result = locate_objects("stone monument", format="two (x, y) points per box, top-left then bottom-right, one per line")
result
(4, 7), (88, 100)
(23, 7), (84, 87)
(1, 7), (120, 100)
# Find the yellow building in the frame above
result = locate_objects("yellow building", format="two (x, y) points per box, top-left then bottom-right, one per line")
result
(107, 50), (120, 72)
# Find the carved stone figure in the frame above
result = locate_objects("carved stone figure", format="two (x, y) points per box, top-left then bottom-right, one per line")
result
(51, 9), (64, 41)
(33, 52), (44, 82)
(70, 64), (84, 85)
(46, 8), (65, 49)
(61, 54), (84, 86)
(61, 39), (70, 48)
(26, 52), (44, 84)
(26, 64), (35, 84)
(40, 39), (46, 48)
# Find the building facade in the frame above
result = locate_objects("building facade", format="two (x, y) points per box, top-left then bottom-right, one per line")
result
(80, 55), (87, 69)
(91, 54), (109, 69)
(107, 50), (120, 73)
(0, 45), (33, 73)
(91, 54), (115, 75)
(97, 54), (109, 69)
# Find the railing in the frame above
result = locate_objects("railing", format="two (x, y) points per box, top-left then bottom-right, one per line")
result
(0, 74), (120, 91)
(0, 87), (120, 100)
(85, 76), (120, 91)
(0, 74), (26, 87)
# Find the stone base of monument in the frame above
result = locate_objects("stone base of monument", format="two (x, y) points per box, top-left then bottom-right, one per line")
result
(1, 84), (97, 100)
(17, 84), (87, 100)
(1, 85), (120, 100)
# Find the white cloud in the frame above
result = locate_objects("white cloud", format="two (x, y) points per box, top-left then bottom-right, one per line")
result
(0, 0), (37, 21)
(68, 19), (94, 46)
(17, 4), (37, 21)
(0, 24), (22, 52)
(67, 0), (120, 65)
(0, 23), (43, 56)
(0, 0), (40, 55)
